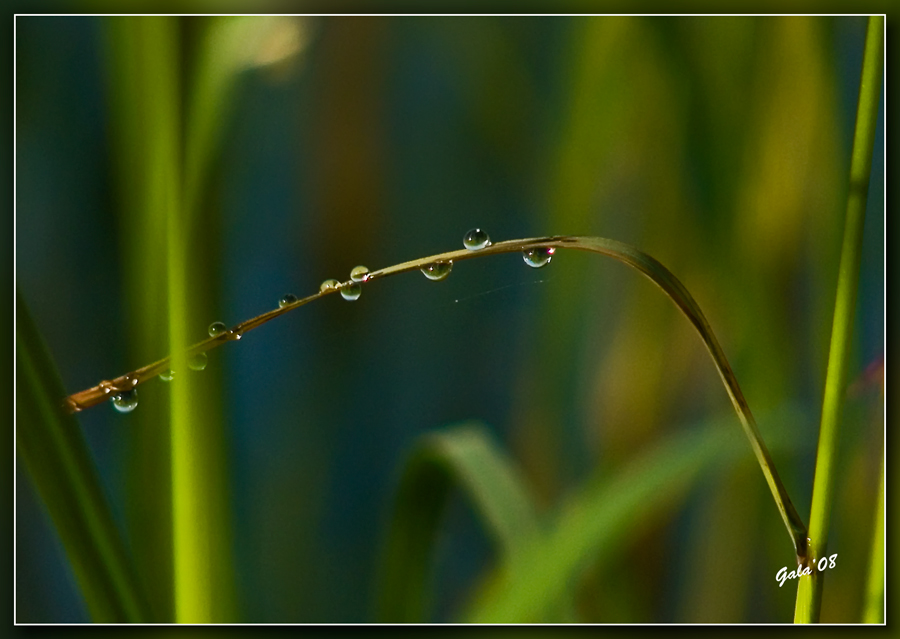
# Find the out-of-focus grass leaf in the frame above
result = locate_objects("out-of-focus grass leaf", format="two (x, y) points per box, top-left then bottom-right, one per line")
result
(170, 16), (308, 623)
(376, 422), (540, 623)
(16, 290), (151, 622)
(103, 16), (178, 621)
(101, 17), (304, 622)
(862, 456), (884, 623)
(184, 17), (307, 217)
(466, 407), (804, 623)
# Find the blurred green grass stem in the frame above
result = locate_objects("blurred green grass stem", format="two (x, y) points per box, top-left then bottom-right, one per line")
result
(862, 456), (884, 623)
(793, 14), (883, 624)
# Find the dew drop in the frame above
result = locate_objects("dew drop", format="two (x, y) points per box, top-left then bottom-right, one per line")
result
(523, 246), (555, 268)
(340, 283), (362, 301)
(463, 228), (491, 250)
(159, 369), (175, 382)
(279, 294), (298, 308)
(421, 260), (453, 281)
(209, 321), (227, 337)
(188, 352), (208, 371)
(111, 389), (138, 413)
(350, 266), (370, 282)
(320, 279), (340, 293)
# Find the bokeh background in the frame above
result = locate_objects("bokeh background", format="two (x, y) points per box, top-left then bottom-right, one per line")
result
(15, 15), (884, 623)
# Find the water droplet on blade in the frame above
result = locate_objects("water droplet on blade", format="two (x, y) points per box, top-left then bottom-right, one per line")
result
(320, 279), (340, 293)
(341, 283), (362, 301)
(350, 266), (370, 282)
(463, 228), (491, 250)
(159, 369), (175, 382)
(523, 246), (554, 268)
(279, 294), (298, 308)
(188, 352), (208, 371)
(208, 321), (227, 337)
(111, 389), (138, 413)
(421, 260), (453, 281)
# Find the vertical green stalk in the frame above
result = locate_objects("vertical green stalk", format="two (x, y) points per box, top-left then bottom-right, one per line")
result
(154, 19), (212, 623)
(120, 16), (218, 623)
(104, 16), (176, 620)
(862, 455), (884, 623)
(794, 15), (883, 623)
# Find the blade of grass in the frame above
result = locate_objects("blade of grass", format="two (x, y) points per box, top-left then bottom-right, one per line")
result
(376, 422), (540, 622)
(16, 290), (152, 622)
(861, 455), (884, 623)
(466, 406), (806, 623)
(794, 15), (883, 624)
(103, 16), (178, 621)
(172, 17), (289, 624)
(63, 233), (808, 562)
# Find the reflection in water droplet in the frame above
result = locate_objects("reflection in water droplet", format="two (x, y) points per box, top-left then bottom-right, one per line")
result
(111, 389), (138, 413)
(320, 279), (340, 293)
(463, 228), (491, 250)
(421, 260), (453, 281)
(188, 352), (208, 371)
(279, 294), (298, 308)
(350, 266), (370, 282)
(208, 321), (227, 337)
(159, 369), (175, 382)
(523, 246), (555, 268)
(340, 283), (362, 301)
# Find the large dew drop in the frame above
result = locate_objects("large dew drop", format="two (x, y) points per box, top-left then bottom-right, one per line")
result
(279, 294), (298, 308)
(463, 228), (491, 250)
(320, 279), (340, 293)
(188, 352), (208, 371)
(523, 246), (555, 268)
(421, 260), (453, 281)
(341, 283), (362, 301)
(209, 321), (227, 337)
(350, 266), (370, 282)
(111, 389), (138, 413)
(159, 369), (175, 382)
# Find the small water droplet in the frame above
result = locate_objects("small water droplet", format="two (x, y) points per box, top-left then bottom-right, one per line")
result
(188, 352), (208, 371)
(463, 228), (491, 250)
(421, 260), (453, 281)
(230, 330), (242, 340)
(209, 321), (227, 337)
(279, 294), (298, 308)
(341, 283), (362, 301)
(350, 266), (370, 282)
(111, 389), (138, 413)
(159, 369), (175, 382)
(320, 279), (340, 293)
(523, 246), (555, 268)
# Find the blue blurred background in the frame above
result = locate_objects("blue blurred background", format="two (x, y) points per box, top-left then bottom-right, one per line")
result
(16, 15), (883, 622)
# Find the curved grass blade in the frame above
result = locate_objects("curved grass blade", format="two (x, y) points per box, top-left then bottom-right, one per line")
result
(376, 422), (540, 623)
(466, 406), (806, 623)
(62, 233), (807, 560)
(16, 290), (152, 622)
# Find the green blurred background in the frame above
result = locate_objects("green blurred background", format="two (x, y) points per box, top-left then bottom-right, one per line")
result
(15, 15), (883, 622)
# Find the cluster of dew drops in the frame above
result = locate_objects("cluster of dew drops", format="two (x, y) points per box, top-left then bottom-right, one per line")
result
(111, 229), (554, 413)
